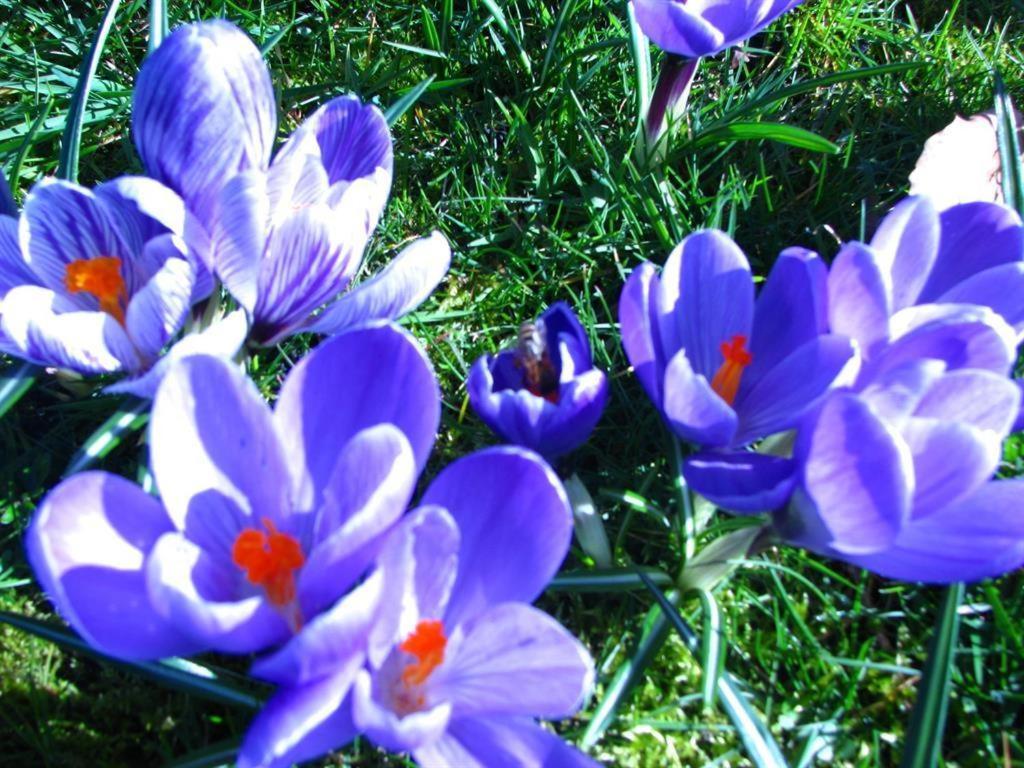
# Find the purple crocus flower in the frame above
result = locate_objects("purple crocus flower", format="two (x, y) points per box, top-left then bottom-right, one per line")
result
(466, 302), (608, 459)
(239, 447), (597, 768)
(26, 322), (439, 659)
(620, 230), (855, 449)
(632, 0), (806, 59)
(776, 356), (1024, 582)
(132, 21), (450, 346)
(829, 195), (1024, 365)
(0, 176), (213, 379)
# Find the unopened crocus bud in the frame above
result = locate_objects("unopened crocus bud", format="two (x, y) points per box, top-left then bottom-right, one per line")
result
(565, 473), (613, 568)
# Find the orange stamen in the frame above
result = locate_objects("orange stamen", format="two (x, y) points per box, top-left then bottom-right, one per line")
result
(709, 334), (752, 406)
(231, 517), (305, 607)
(64, 257), (128, 325)
(399, 619), (447, 687)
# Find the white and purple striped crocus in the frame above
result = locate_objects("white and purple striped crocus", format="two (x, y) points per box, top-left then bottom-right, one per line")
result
(132, 20), (451, 346)
(239, 448), (596, 768)
(0, 175), (216, 380)
(26, 322), (439, 659)
(467, 302), (609, 459)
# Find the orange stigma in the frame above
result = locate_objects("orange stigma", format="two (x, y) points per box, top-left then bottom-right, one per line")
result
(710, 334), (752, 406)
(399, 619), (447, 687)
(232, 517), (305, 607)
(64, 256), (128, 325)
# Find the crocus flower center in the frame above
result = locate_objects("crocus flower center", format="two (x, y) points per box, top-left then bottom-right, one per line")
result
(391, 619), (447, 716)
(710, 334), (752, 406)
(231, 517), (305, 609)
(516, 321), (560, 403)
(64, 256), (128, 325)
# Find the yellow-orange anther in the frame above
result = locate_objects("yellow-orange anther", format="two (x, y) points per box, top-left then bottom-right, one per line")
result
(399, 619), (447, 687)
(232, 517), (305, 607)
(64, 257), (128, 325)
(710, 334), (752, 406)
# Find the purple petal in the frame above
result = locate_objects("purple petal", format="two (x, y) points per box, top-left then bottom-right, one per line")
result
(936, 262), (1024, 337)
(132, 21), (276, 226)
(434, 603), (593, 719)
(868, 196), (940, 311)
(793, 392), (912, 555)
(0, 168), (15, 217)
(734, 334), (855, 445)
(541, 301), (592, 371)
(213, 170), (269, 313)
(683, 452), (797, 513)
(746, 247), (829, 389)
(149, 354), (291, 538)
(124, 256), (194, 359)
(1014, 380), (1024, 433)
(857, 358), (946, 426)
(265, 145), (329, 217)
(420, 447), (572, 628)
(659, 230), (754, 379)
(274, 322), (439, 510)
(0, 215), (37, 297)
(298, 425), (416, 618)
(25, 472), (201, 660)
(105, 310), (249, 400)
(20, 179), (133, 295)
(351, 669), (453, 753)
(661, 348), (738, 446)
(251, 204), (361, 344)
(417, 716), (601, 768)
(618, 262), (665, 406)
(145, 532), (289, 652)
(918, 201), (1024, 302)
(304, 231), (451, 336)
(843, 480), (1024, 583)
(238, 671), (358, 768)
(254, 573), (383, 686)
(913, 369), (1020, 436)
(0, 285), (140, 373)
(826, 241), (891, 358)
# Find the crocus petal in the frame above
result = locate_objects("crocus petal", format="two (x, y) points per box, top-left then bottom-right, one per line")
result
(25, 472), (201, 660)
(733, 334), (856, 446)
(416, 716), (601, 768)
(420, 447), (572, 628)
(541, 301), (592, 373)
(304, 231), (451, 336)
(660, 230), (754, 379)
(631, 0), (725, 57)
(661, 348), (738, 446)
(618, 261), (665, 405)
(298, 425), (416, 618)
(826, 241), (891, 358)
(746, 247), (829, 388)
(20, 179), (132, 295)
(683, 452), (798, 513)
(434, 603), (593, 719)
(902, 417), (1000, 515)
(274, 322), (440, 511)
(792, 392), (912, 555)
(868, 196), (940, 311)
(149, 354), (291, 538)
(238, 670), (359, 768)
(913, 369), (1020, 437)
(0, 169), (15, 217)
(1014, 379), (1024, 433)
(213, 170), (269, 313)
(0, 215), (37, 296)
(843, 480), (1024, 583)
(251, 204), (360, 343)
(254, 573), (383, 686)
(0, 284), (140, 373)
(918, 201), (1024, 302)
(937, 262), (1024, 337)
(132, 20), (276, 224)
(124, 255), (194, 359)
(145, 532), (288, 652)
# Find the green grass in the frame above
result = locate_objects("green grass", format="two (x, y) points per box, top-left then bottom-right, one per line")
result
(2, 0), (1024, 765)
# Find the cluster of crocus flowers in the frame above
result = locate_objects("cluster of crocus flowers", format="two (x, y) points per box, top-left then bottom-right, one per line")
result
(467, 302), (608, 460)
(132, 20), (451, 347)
(621, 195), (1024, 583)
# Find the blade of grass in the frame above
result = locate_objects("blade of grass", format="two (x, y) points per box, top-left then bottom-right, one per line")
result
(147, 0), (168, 53)
(259, 14), (311, 57)
(479, 0), (532, 74)
(694, 122), (840, 155)
(550, 567), (672, 592)
(994, 71), (1024, 217)
(626, 1), (652, 130)
(0, 611), (266, 711)
(63, 398), (150, 477)
(899, 583), (965, 768)
(7, 96), (56, 197)
(0, 360), (41, 420)
(696, 587), (724, 709)
(58, 0), (123, 182)
(384, 74), (436, 127)
(540, 0), (577, 87)
(167, 738), (242, 768)
(636, 570), (789, 768)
